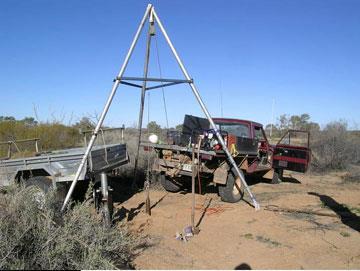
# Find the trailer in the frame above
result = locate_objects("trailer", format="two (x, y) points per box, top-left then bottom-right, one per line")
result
(0, 130), (129, 225)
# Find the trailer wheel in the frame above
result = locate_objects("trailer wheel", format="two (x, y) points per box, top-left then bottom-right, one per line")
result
(25, 176), (66, 207)
(218, 169), (245, 203)
(271, 169), (283, 184)
(160, 174), (182, 192)
(25, 176), (51, 207)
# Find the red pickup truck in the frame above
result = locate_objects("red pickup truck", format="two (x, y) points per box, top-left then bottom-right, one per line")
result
(146, 115), (311, 203)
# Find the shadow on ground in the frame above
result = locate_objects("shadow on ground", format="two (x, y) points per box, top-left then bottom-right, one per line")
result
(245, 175), (302, 186)
(235, 263), (252, 270)
(308, 192), (360, 232)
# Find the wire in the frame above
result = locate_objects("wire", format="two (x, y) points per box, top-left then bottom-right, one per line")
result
(154, 34), (169, 129)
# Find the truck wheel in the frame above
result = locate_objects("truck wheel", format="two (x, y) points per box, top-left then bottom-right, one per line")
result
(271, 169), (283, 184)
(160, 174), (182, 192)
(218, 170), (245, 203)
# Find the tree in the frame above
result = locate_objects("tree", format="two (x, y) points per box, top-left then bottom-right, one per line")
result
(266, 124), (281, 138)
(299, 113), (310, 128)
(278, 114), (289, 131)
(276, 113), (319, 132)
(21, 117), (38, 127)
(147, 121), (162, 134)
(175, 124), (183, 132)
(0, 116), (15, 122)
(73, 117), (95, 131)
(290, 115), (301, 130)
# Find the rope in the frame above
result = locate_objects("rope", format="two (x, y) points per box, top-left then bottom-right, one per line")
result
(100, 128), (109, 165)
(154, 35), (169, 129)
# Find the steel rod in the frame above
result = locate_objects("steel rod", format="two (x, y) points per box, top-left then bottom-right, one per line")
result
(119, 76), (192, 83)
(61, 4), (153, 212)
(119, 81), (143, 88)
(145, 81), (186, 91)
(133, 14), (154, 190)
(152, 8), (260, 210)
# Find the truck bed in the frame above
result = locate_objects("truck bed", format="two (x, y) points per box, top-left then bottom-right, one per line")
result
(0, 143), (128, 186)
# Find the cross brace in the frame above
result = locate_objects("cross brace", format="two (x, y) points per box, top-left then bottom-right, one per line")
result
(116, 76), (193, 91)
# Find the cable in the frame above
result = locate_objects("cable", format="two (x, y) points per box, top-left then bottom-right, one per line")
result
(154, 35), (169, 129)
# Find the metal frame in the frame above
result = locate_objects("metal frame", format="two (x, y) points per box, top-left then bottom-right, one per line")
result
(276, 129), (311, 149)
(61, 4), (260, 211)
(0, 138), (40, 160)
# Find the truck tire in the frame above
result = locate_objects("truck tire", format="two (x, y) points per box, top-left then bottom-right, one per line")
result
(271, 169), (283, 184)
(218, 170), (245, 203)
(160, 174), (182, 192)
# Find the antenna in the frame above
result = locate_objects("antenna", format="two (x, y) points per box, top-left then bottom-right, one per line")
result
(270, 98), (275, 139)
(220, 79), (223, 117)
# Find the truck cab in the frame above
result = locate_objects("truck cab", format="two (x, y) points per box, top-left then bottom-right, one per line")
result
(213, 118), (311, 182)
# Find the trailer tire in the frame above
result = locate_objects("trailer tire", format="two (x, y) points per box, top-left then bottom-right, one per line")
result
(218, 169), (245, 203)
(25, 176), (52, 194)
(160, 174), (182, 192)
(25, 176), (66, 207)
(271, 169), (283, 184)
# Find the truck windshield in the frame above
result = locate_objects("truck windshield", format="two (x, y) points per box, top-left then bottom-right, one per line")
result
(216, 123), (250, 138)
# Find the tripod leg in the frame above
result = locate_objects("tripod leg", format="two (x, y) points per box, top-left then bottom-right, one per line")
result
(133, 18), (154, 191)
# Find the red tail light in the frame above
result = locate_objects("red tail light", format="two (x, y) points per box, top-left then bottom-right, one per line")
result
(214, 144), (222, 151)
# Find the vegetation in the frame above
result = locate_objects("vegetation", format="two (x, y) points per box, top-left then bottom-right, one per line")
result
(264, 113), (320, 137)
(0, 116), (82, 158)
(311, 121), (360, 171)
(0, 184), (136, 270)
(1, 113), (359, 174)
(265, 114), (360, 173)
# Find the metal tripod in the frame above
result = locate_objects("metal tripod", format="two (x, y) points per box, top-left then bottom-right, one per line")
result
(61, 4), (260, 212)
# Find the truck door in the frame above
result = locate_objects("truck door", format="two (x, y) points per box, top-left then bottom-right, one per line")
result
(273, 130), (311, 173)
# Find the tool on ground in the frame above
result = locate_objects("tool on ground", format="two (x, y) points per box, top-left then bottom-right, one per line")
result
(61, 4), (260, 212)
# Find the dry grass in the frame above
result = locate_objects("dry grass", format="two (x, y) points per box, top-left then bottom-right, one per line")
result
(0, 184), (137, 270)
(310, 121), (360, 172)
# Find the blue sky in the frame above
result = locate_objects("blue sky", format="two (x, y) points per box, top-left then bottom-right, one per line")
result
(0, 0), (359, 129)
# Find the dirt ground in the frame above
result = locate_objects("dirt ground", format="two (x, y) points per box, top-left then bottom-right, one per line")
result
(114, 172), (360, 270)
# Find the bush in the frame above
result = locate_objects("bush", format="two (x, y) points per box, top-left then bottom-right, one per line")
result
(0, 185), (136, 270)
(0, 119), (82, 157)
(310, 121), (360, 172)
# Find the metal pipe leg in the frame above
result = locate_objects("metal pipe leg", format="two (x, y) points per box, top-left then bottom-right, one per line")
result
(100, 172), (111, 227)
